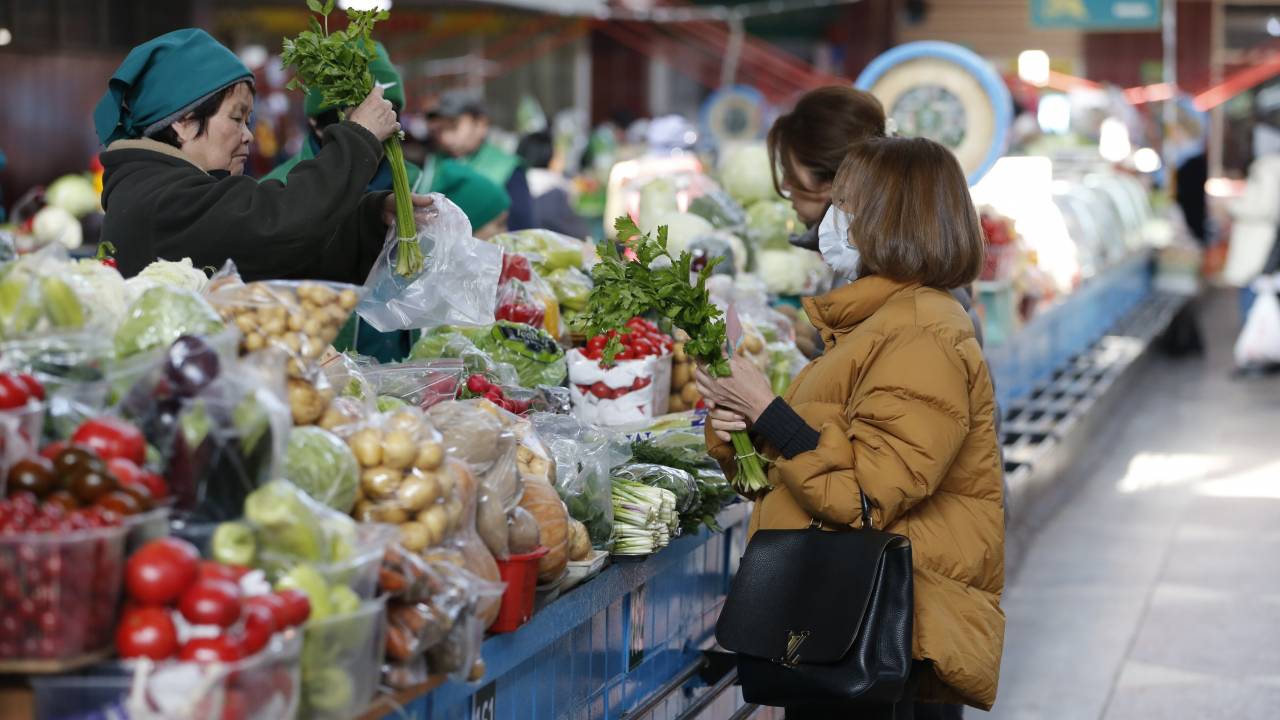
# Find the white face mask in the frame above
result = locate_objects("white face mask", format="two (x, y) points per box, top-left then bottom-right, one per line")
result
(818, 205), (860, 279)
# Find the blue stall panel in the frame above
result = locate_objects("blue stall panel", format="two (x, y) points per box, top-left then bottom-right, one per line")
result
(390, 504), (752, 720)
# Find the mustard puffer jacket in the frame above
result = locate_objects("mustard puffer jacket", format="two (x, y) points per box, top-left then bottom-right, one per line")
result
(709, 276), (1006, 710)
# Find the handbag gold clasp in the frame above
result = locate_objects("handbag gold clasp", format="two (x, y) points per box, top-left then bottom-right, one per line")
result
(777, 630), (810, 668)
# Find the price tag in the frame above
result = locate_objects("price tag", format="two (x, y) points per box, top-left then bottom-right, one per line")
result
(471, 680), (497, 720)
(628, 584), (648, 671)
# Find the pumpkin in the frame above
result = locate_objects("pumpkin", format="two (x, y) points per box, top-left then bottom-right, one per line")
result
(519, 477), (570, 584)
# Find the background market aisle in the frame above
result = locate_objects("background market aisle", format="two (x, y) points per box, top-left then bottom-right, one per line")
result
(981, 290), (1280, 720)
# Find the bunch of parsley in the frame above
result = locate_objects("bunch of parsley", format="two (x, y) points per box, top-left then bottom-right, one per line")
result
(578, 217), (769, 492)
(281, 0), (423, 276)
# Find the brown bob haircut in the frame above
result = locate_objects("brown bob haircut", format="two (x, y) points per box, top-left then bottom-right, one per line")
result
(767, 86), (886, 196)
(832, 136), (985, 289)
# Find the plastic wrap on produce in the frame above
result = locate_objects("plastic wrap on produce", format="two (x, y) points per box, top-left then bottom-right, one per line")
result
(567, 350), (671, 427)
(0, 332), (113, 441)
(115, 340), (291, 522)
(529, 412), (626, 549)
(206, 267), (363, 383)
(359, 194), (503, 332)
(0, 245), (118, 340)
(361, 359), (466, 411)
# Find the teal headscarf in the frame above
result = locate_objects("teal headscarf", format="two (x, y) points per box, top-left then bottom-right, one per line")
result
(94, 28), (252, 146)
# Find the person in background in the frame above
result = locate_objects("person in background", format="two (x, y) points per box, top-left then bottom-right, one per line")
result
(95, 28), (429, 282)
(766, 85), (984, 346)
(1224, 119), (1280, 333)
(261, 42), (422, 191)
(698, 137), (1004, 720)
(427, 91), (535, 231)
(516, 130), (590, 239)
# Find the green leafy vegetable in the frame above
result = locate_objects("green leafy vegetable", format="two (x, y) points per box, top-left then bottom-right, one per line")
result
(579, 217), (769, 493)
(281, 0), (422, 276)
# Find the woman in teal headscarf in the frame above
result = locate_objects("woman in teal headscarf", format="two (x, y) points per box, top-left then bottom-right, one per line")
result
(96, 28), (430, 283)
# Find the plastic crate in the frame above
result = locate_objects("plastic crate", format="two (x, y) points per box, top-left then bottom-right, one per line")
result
(0, 523), (127, 673)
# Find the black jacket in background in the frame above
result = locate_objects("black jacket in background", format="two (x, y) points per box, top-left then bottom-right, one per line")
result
(100, 122), (391, 283)
(1176, 153), (1209, 245)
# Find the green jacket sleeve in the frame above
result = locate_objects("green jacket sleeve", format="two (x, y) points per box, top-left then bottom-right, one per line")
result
(149, 122), (389, 283)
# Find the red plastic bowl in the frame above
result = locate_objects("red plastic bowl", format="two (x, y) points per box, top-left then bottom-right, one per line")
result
(490, 546), (550, 634)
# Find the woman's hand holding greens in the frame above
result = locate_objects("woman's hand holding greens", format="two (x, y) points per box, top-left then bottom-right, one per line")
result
(695, 356), (776, 440)
(382, 193), (434, 229)
(347, 85), (400, 142)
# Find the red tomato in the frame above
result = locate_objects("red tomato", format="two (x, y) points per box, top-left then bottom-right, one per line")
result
(500, 253), (532, 283)
(106, 457), (141, 486)
(466, 375), (490, 395)
(589, 382), (611, 399)
(238, 603), (276, 656)
(138, 471), (168, 501)
(198, 561), (250, 584)
(633, 340), (656, 357)
(220, 688), (249, 720)
(273, 589), (311, 628)
(179, 636), (242, 663)
(179, 578), (243, 627)
(244, 593), (291, 633)
(616, 349), (634, 361)
(587, 336), (607, 351)
(72, 417), (146, 465)
(115, 606), (179, 660)
(38, 441), (68, 463)
(126, 537), (200, 605)
(15, 374), (44, 401)
(0, 376), (30, 410)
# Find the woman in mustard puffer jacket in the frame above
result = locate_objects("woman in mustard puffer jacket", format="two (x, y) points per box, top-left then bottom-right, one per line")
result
(698, 137), (1005, 719)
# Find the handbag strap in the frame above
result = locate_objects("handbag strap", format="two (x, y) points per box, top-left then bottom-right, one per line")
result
(808, 491), (875, 531)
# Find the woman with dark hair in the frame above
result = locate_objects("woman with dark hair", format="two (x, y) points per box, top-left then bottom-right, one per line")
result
(768, 86), (984, 344)
(700, 138), (1005, 719)
(96, 28), (430, 283)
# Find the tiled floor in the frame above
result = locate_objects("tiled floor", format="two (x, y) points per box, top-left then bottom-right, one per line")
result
(980, 290), (1280, 720)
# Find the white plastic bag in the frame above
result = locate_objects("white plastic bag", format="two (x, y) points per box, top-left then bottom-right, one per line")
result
(358, 194), (503, 332)
(1235, 275), (1280, 367)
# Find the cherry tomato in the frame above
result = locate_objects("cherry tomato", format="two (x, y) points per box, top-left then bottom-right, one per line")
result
(274, 589), (311, 628)
(138, 471), (168, 501)
(126, 537), (200, 605)
(72, 417), (146, 465)
(106, 457), (141, 486)
(97, 489), (142, 516)
(179, 636), (242, 663)
(198, 561), (250, 584)
(179, 578), (243, 627)
(15, 374), (44, 401)
(237, 603), (276, 656)
(6, 457), (56, 498)
(0, 376), (29, 410)
(38, 441), (68, 463)
(244, 593), (291, 633)
(115, 606), (179, 660)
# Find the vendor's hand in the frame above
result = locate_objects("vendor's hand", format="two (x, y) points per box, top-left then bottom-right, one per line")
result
(708, 407), (749, 444)
(694, 355), (775, 424)
(382, 193), (435, 228)
(349, 86), (400, 142)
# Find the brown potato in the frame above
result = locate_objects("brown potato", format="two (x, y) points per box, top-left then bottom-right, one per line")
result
(396, 472), (441, 513)
(362, 466), (402, 499)
(414, 442), (444, 471)
(398, 522), (431, 553)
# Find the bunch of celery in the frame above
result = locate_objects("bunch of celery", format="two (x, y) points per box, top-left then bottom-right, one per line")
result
(611, 480), (678, 556)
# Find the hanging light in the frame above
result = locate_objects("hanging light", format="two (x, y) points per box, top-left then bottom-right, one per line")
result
(1018, 50), (1051, 88)
(1132, 147), (1161, 173)
(0, 28), (12, 47)
(1098, 118), (1132, 163)
(337, 0), (391, 11)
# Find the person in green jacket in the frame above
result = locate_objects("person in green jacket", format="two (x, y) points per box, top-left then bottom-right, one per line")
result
(427, 91), (535, 231)
(333, 154), (513, 362)
(261, 42), (422, 193)
(95, 28), (429, 282)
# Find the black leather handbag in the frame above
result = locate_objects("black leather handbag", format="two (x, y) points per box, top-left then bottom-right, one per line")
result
(715, 494), (914, 710)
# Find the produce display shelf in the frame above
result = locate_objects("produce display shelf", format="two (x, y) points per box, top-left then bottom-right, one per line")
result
(985, 250), (1152, 410)
(377, 503), (752, 720)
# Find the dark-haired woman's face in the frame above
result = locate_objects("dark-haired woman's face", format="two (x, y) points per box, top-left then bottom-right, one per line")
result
(782, 160), (832, 228)
(171, 83), (254, 175)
